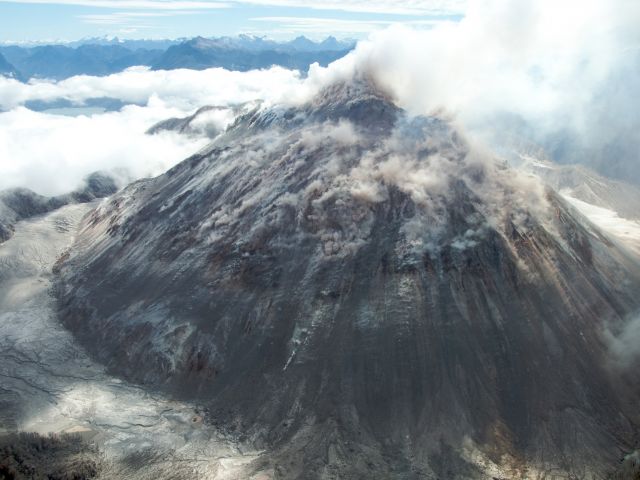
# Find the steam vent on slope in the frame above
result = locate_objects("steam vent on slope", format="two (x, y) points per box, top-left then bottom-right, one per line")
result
(56, 77), (640, 479)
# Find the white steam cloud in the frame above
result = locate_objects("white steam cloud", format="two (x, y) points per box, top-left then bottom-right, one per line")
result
(301, 0), (640, 181)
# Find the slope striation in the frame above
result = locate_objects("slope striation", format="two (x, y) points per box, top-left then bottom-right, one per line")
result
(57, 77), (640, 478)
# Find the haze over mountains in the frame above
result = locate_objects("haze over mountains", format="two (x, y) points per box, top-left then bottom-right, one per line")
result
(0, 52), (20, 81)
(0, 35), (354, 82)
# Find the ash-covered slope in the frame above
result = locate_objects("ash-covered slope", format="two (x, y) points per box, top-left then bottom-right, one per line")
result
(516, 156), (640, 258)
(56, 78), (640, 478)
(146, 102), (258, 140)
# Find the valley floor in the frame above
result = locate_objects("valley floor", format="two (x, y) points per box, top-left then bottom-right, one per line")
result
(0, 204), (260, 479)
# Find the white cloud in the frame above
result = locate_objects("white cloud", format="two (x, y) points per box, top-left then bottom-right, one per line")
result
(78, 11), (202, 25)
(0, 66), (305, 195)
(297, 0), (640, 180)
(0, 102), (208, 196)
(0, 65), (304, 111)
(302, 0), (636, 119)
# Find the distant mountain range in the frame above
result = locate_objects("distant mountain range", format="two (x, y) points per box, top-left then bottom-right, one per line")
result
(0, 44), (163, 80)
(152, 36), (352, 71)
(0, 35), (355, 81)
(66, 36), (182, 50)
(0, 52), (20, 80)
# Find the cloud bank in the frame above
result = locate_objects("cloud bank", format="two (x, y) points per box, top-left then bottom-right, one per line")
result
(0, 66), (306, 195)
(0, 103), (210, 196)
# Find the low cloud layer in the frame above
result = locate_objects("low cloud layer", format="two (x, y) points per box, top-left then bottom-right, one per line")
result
(0, 102), (211, 196)
(0, 66), (306, 195)
(0, 66), (303, 112)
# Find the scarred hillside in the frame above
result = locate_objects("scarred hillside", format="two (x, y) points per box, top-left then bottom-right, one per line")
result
(56, 77), (640, 479)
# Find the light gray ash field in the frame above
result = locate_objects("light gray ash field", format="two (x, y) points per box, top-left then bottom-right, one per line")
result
(35, 77), (640, 478)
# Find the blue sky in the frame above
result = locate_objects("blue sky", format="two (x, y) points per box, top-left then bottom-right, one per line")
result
(0, 0), (465, 42)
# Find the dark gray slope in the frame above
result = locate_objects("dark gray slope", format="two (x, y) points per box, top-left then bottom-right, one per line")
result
(56, 79), (640, 478)
(0, 172), (117, 243)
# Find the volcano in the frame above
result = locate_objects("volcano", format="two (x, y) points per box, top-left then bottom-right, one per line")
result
(56, 78), (640, 478)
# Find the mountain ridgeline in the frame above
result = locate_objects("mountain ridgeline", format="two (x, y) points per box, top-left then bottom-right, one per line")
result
(55, 78), (640, 478)
(0, 35), (354, 82)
